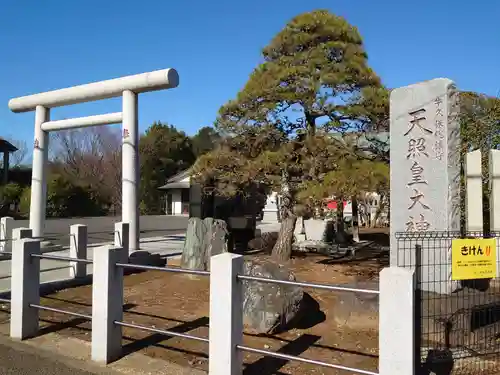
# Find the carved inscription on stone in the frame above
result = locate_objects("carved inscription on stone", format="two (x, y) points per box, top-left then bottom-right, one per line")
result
(433, 96), (445, 160)
(408, 161), (428, 186)
(405, 108), (432, 232)
(405, 214), (431, 232)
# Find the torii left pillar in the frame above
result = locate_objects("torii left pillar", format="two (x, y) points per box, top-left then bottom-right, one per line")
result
(30, 106), (50, 239)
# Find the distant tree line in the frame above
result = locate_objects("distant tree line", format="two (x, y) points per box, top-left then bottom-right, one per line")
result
(0, 124), (220, 218)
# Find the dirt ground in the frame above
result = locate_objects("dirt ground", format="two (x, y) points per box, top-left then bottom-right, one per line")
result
(0, 228), (389, 375)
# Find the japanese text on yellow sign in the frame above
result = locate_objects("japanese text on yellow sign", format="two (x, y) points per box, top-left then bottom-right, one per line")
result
(452, 238), (497, 280)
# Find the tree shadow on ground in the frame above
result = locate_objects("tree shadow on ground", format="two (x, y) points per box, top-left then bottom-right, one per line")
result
(316, 245), (388, 266)
(34, 300), (210, 360)
(359, 231), (389, 246)
(36, 302), (137, 336)
(271, 293), (326, 334)
(243, 333), (320, 375)
(244, 332), (378, 361)
(121, 316), (209, 356)
(37, 314), (209, 360)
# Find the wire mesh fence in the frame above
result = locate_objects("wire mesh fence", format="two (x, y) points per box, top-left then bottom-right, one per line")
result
(396, 230), (500, 375)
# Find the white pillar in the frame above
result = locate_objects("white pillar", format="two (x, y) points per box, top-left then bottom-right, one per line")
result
(10, 237), (40, 339)
(490, 150), (500, 232)
(29, 105), (50, 239)
(489, 150), (500, 280)
(0, 217), (14, 253)
(114, 222), (129, 255)
(379, 267), (415, 375)
(69, 224), (88, 278)
(209, 253), (244, 375)
(465, 150), (483, 232)
(122, 90), (139, 251)
(91, 245), (128, 363)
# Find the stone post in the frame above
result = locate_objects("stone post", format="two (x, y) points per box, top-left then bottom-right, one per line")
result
(0, 217), (14, 253)
(10, 237), (40, 339)
(465, 150), (483, 233)
(390, 78), (461, 294)
(114, 222), (129, 255)
(209, 253), (244, 375)
(12, 227), (32, 241)
(69, 224), (88, 278)
(379, 267), (415, 375)
(91, 245), (128, 363)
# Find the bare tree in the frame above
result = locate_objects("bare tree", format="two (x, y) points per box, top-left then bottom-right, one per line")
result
(4, 138), (29, 167)
(50, 126), (122, 213)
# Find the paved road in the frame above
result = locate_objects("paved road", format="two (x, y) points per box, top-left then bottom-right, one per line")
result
(0, 336), (115, 374)
(14, 215), (189, 246)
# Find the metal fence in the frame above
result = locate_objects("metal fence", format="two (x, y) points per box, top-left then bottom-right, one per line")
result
(396, 230), (500, 375)
(0, 220), (416, 375)
(114, 262), (209, 344)
(236, 273), (380, 375)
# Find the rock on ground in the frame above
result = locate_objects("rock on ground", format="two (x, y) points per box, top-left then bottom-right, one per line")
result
(242, 260), (305, 334)
(181, 217), (228, 271)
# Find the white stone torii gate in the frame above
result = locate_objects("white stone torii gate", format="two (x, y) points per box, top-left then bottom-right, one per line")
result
(8, 68), (179, 251)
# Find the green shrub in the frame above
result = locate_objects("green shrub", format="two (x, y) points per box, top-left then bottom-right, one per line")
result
(19, 187), (31, 217)
(18, 175), (110, 219)
(0, 183), (23, 204)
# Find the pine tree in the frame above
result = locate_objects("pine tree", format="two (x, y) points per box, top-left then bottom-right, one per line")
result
(194, 10), (385, 261)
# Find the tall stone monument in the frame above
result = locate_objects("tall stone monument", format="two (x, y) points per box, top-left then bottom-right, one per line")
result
(390, 78), (461, 294)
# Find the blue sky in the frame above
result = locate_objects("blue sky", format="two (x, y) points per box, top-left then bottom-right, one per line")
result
(1, 0), (499, 151)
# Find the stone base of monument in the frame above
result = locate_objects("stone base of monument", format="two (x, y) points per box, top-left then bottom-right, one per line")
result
(291, 218), (373, 258)
(262, 209), (279, 223)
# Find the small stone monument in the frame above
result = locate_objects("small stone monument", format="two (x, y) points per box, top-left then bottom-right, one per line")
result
(181, 217), (229, 271)
(262, 192), (279, 223)
(390, 78), (461, 294)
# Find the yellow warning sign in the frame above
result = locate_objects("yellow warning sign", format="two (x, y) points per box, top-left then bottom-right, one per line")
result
(452, 238), (497, 280)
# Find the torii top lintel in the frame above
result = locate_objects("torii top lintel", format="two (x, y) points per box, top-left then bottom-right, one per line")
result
(8, 68), (179, 113)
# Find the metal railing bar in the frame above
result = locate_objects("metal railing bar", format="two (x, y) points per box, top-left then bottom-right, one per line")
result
(237, 345), (379, 375)
(0, 238), (12, 242)
(87, 230), (119, 236)
(115, 320), (209, 343)
(31, 254), (93, 264)
(0, 298), (10, 304)
(115, 263), (210, 276)
(30, 304), (92, 320)
(237, 275), (380, 295)
(32, 234), (72, 240)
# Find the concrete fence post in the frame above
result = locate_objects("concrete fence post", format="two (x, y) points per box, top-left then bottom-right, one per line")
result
(490, 150), (500, 232)
(69, 224), (88, 279)
(91, 244), (128, 364)
(465, 150), (483, 232)
(379, 266), (415, 375)
(12, 227), (32, 241)
(10, 237), (40, 339)
(209, 253), (244, 375)
(114, 222), (129, 255)
(0, 217), (14, 253)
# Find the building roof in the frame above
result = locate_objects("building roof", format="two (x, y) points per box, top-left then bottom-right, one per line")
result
(158, 168), (191, 190)
(0, 138), (18, 153)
